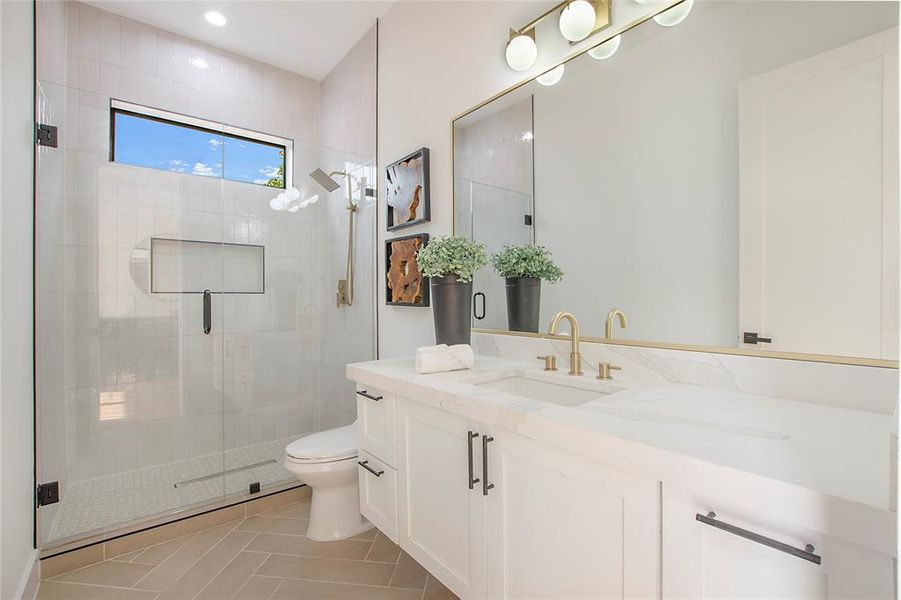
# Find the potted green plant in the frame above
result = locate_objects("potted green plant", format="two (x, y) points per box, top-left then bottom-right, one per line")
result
(416, 236), (488, 345)
(492, 244), (563, 333)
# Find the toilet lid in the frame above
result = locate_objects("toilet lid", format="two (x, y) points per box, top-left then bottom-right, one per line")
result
(285, 422), (358, 462)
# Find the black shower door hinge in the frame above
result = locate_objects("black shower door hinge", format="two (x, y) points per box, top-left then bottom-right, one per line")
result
(36, 123), (58, 148)
(36, 481), (60, 507)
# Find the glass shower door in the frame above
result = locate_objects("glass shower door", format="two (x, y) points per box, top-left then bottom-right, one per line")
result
(35, 1), (228, 547)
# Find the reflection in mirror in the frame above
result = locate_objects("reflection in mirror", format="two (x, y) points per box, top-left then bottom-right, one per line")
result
(454, 1), (899, 362)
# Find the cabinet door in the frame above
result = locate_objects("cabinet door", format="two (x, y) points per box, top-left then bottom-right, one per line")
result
(396, 398), (486, 598)
(485, 429), (659, 599)
(358, 450), (397, 543)
(663, 486), (895, 599)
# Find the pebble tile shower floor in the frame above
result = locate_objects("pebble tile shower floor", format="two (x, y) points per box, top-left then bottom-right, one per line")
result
(39, 496), (457, 600)
(47, 439), (295, 543)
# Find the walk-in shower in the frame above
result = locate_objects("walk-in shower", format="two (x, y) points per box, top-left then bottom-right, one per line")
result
(34, 0), (377, 552)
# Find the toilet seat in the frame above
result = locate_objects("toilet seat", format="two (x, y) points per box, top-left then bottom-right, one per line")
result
(285, 422), (357, 463)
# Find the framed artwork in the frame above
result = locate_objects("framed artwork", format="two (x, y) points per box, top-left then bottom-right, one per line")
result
(385, 147), (430, 231)
(385, 233), (430, 306)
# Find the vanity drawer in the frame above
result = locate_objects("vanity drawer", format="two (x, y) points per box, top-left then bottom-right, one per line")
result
(356, 384), (396, 467)
(357, 450), (398, 543)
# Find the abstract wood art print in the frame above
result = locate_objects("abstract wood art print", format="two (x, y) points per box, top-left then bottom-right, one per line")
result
(386, 233), (430, 306)
(385, 147), (430, 230)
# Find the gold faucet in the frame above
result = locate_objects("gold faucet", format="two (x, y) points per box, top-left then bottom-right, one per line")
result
(548, 311), (582, 376)
(605, 308), (628, 340)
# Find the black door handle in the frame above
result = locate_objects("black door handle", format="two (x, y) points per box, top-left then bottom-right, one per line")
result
(467, 431), (480, 490)
(203, 289), (211, 334)
(473, 292), (486, 320)
(743, 331), (771, 344)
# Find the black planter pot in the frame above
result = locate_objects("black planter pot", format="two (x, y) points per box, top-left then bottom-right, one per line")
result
(430, 275), (473, 345)
(505, 276), (541, 333)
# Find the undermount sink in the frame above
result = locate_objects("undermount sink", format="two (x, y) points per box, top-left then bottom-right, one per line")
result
(475, 375), (606, 407)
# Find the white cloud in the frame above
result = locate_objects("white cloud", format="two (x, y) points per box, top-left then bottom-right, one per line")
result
(258, 165), (280, 178)
(168, 159), (186, 173)
(208, 138), (223, 151)
(192, 162), (214, 176)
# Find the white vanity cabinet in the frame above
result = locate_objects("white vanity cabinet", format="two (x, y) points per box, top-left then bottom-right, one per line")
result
(393, 395), (660, 600)
(483, 428), (660, 599)
(395, 397), (487, 597)
(663, 485), (896, 599)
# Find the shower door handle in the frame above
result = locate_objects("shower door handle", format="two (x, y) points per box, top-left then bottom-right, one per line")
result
(202, 289), (211, 334)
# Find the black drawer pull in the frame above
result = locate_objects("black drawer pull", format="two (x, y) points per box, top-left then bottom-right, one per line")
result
(356, 390), (382, 401)
(358, 460), (384, 477)
(482, 435), (495, 496)
(696, 512), (821, 564)
(467, 431), (480, 490)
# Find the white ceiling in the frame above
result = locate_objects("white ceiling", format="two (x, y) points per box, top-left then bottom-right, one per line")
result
(85, 0), (393, 80)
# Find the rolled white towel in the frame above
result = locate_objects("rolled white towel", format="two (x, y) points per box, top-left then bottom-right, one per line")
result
(415, 344), (475, 374)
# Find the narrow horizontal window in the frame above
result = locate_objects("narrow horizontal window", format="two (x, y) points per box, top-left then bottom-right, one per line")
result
(110, 100), (291, 189)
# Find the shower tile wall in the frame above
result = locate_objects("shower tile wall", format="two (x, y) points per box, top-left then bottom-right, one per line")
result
(319, 27), (378, 429)
(35, 0), (360, 545)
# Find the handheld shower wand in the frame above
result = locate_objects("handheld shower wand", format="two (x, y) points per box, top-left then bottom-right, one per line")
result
(309, 169), (357, 307)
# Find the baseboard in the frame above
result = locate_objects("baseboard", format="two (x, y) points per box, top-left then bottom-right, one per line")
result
(15, 549), (40, 600)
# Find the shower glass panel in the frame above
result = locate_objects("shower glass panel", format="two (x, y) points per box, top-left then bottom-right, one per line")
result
(35, 0), (376, 551)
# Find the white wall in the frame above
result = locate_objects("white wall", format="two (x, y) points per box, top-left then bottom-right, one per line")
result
(1, 1), (38, 598)
(377, 0), (662, 357)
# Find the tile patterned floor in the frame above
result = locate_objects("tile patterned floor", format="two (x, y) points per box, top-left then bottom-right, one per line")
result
(39, 499), (458, 600)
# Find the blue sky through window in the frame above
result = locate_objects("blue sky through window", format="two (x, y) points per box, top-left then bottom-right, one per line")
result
(113, 112), (285, 188)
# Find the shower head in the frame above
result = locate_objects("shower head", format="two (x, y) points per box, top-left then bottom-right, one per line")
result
(309, 168), (343, 193)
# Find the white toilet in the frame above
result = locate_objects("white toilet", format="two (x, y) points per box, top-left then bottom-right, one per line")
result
(283, 421), (372, 541)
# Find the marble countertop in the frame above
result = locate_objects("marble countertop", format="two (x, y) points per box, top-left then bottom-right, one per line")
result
(347, 355), (894, 516)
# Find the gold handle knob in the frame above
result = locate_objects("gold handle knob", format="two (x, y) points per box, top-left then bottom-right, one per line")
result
(597, 362), (622, 380)
(537, 355), (557, 371)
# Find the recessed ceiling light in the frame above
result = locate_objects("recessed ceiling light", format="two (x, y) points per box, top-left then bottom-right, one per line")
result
(204, 11), (227, 27)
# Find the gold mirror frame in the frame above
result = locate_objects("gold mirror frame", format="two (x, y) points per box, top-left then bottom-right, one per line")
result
(451, 0), (899, 370)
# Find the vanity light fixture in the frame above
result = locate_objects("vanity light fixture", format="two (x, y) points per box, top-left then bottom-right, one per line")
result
(504, 0), (610, 71)
(653, 0), (693, 27)
(537, 64), (565, 86)
(559, 0), (597, 42)
(204, 10), (227, 27)
(505, 31), (538, 71)
(588, 34), (621, 60)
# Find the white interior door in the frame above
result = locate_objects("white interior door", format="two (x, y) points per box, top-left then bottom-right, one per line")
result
(739, 28), (899, 359)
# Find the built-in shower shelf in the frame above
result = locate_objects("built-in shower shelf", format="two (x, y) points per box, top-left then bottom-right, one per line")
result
(150, 237), (265, 294)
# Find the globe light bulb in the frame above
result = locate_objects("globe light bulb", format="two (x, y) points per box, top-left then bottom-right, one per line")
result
(536, 64), (565, 86)
(654, 0), (693, 27)
(559, 0), (596, 42)
(505, 34), (538, 71)
(588, 34), (621, 60)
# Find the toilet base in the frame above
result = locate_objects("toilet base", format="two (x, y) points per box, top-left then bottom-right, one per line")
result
(306, 480), (373, 541)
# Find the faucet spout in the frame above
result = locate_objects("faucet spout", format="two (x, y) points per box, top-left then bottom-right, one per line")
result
(605, 308), (627, 340)
(548, 311), (583, 376)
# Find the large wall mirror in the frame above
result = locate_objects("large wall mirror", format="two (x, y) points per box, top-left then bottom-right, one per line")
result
(454, 0), (899, 365)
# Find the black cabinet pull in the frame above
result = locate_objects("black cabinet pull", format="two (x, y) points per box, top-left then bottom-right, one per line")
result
(482, 435), (494, 496)
(356, 390), (382, 402)
(696, 512), (821, 564)
(467, 431), (480, 490)
(473, 292), (486, 320)
(202, 289), (211, 334)
(358, 460), (384, 477)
